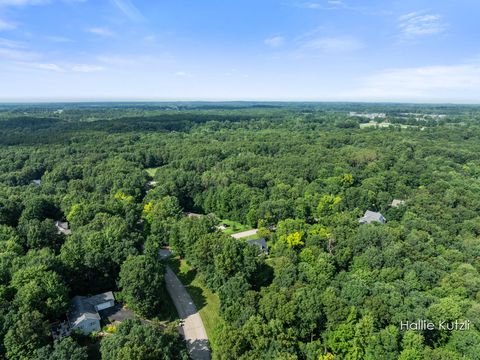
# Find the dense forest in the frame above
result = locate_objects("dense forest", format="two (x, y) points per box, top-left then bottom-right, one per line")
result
(1, 103), (480, 359)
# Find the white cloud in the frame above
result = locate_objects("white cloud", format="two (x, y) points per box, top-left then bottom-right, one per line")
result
(0, 0), (49, 6)
(0, 47), (37, 60)
(97, 55), (134, 66)
(0, 18), (17, 30)
(86, 27), (114, 37)
(398, 11), (447, 39)
(297, 1), (346, 10)
(32, 63), (64, 71)
(301, 36), (363, 52)
(0, 37), (24, 48)
(44, 35), (72, 42)
(110, 0), (144, 21)
(175, 71), (193, 78)
(347, 62), (480, 101)
(143, 35), (156, 43)
(72, 64), (105, 72)
(264, 36), (285, 48)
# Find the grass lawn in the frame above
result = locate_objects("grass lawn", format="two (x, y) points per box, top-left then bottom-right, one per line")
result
(145, 167), (161, 178)
(219, 219), (253, 235)
(168, 257), (221, 354)
(242, 232), (261, 240)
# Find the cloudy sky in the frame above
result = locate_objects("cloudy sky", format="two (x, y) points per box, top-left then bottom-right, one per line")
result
(0, 0), (478, 102)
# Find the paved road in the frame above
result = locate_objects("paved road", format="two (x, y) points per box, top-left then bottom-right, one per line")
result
(160, 250), (211, 360)
(231, 229), (258, 239)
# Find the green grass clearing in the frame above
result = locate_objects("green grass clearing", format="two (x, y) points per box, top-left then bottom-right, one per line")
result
(218, 219), (253, 235)
(242, 233), (261, 240)
(145, 167), (161, 178)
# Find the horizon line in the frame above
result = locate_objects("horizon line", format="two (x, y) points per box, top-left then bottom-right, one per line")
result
(1, 98), (480, 106)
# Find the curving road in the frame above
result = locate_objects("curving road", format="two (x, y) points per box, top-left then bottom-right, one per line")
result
(160, 249), (211, 360)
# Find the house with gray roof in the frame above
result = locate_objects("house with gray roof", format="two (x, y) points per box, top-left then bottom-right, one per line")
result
(67, 291), (115, 335)
(247, 238), (268, 254)
(55, 221), (71, 235)
(358, 210), (386, 224)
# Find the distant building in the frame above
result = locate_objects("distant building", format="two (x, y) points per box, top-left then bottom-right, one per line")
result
(67, 292), (115, 335)
(184, 212), (203, 218)
(55, 221), (72, 235)
(359, 210), (386, 224)
(349, 112), (386, 120)
(31, 179), (41, 185)
(391, 199), (405, 208)
(247, 238), (268, 254)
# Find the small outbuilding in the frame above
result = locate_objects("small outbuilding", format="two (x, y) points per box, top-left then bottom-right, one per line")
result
(391, 199), (405, 208)
(359, 210), (386, 224)
(55, 221), (72, 235)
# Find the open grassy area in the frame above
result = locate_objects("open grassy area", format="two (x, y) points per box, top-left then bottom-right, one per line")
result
(218, 219), (253, 235)
(145, 167), (161, 178)
(168, 257), (221, 354)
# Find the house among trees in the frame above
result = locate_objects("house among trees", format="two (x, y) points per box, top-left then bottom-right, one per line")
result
(217, 223), (229, 230)
(67, 292), (115, 335)
(55, 220), (72, 235)
(247, 238), (268, 255)
(391, 199), (405, 208)
(358, 210), (386, 224)
(184, 212), (203, 218)
(31, 179), (41, 185)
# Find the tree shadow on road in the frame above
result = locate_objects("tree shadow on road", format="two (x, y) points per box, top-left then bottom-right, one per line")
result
(167, 257), (207, 312)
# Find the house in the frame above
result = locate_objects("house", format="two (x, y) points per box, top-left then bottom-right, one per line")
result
(247, 238), (268, 255)
(67, 292), (115, 335)
(391, 199), (405, 208)
(184, 212), (203, 218)
(55, 221), (72, 235)
(217, 223), (229, 230)
(31, 179), (41, 185)
(358, 210), (386, 224)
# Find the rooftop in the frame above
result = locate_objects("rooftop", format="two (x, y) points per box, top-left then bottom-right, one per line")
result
(359, 210), (386, 224)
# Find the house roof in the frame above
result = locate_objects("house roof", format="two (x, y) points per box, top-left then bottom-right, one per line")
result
(247, 238), (268, 252)
(359, 210), (386, 224)
(67, 292), (114, 327)
(68, 296), (100, 327)
(55, 221), (72, 235)
(391, 199), (405, 207)
(88, 291), (114, 306)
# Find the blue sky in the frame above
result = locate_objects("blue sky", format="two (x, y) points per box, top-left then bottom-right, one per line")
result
(0, 0), (479, 102)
